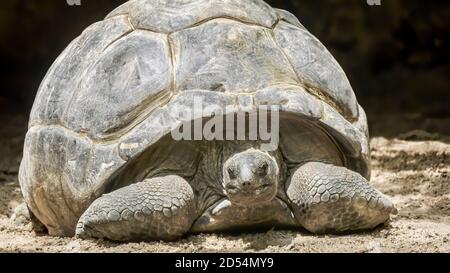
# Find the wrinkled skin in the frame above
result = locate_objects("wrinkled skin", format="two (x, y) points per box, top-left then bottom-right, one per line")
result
(76, 142), (396, 241)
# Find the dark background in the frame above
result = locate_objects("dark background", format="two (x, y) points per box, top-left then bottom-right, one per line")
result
(0, 0), (449, 140)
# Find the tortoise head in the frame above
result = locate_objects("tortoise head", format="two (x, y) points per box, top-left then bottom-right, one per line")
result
(222, 149), (279, 206)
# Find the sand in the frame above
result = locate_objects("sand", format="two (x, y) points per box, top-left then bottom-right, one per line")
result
(0, 135), (449, 253)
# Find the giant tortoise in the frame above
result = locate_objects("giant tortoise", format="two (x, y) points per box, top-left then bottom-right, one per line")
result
(19, 0), (396, 241)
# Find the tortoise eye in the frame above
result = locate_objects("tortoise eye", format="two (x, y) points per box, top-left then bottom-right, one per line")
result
(227, 168), (237, 179)
(257, 162), (268, 177)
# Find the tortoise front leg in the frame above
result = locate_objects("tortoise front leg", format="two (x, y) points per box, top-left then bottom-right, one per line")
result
(286, 162), (396, 234)
(76, 175), (196, 241)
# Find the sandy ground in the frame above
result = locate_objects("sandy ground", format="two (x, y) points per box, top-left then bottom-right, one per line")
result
(0, 134), (449, 253)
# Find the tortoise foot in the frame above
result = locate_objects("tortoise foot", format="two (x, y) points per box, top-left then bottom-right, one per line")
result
(286, 162), (396, 234)
(76, 175), (196, 241)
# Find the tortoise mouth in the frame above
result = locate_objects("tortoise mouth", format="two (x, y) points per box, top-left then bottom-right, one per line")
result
(224, 184), (278, 206)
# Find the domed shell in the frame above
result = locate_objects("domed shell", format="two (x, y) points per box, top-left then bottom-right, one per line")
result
(20, 0), (369, 235)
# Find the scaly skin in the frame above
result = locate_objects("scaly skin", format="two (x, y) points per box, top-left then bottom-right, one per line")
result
(76, 175), (196, 241)
(286, 162), (397, 234)
(75, 147), (396, 241)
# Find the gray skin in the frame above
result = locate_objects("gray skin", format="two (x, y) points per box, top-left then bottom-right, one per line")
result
(75, 119), (395, 241)
(76, 137), (394, 241)
(20, 0), (396, 241)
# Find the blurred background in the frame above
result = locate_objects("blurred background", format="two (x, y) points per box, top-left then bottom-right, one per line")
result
(0, 0), (449, 176)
